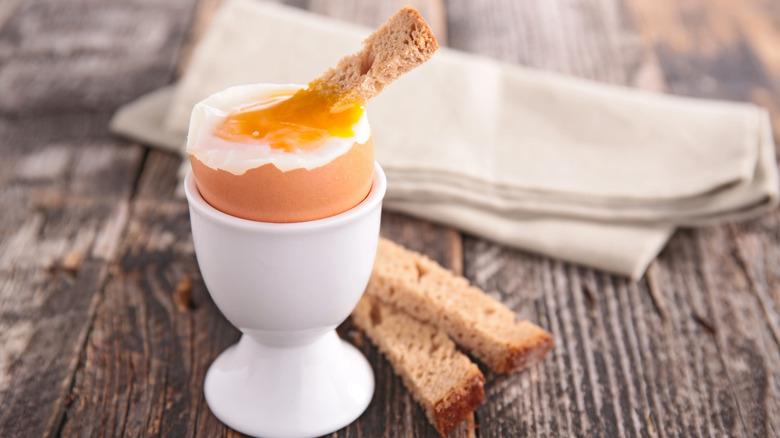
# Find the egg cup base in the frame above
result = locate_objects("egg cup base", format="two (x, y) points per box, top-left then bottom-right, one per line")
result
(203, 331), (374, 438)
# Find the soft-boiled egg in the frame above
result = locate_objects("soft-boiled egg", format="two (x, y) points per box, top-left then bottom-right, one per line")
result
(187, 83), (375, 223)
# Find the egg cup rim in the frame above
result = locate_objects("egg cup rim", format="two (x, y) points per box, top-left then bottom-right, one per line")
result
(184, 162), (386, 232)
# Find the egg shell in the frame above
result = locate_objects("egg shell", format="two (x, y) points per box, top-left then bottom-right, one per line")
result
(190, 137), (375, 223)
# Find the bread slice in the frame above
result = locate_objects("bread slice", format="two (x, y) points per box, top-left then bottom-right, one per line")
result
(367, 238), (554, 374)
(308, 6), (439, 108)
(351, 295), (485, 435)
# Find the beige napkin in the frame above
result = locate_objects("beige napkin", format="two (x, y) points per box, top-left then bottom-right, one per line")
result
(111, 0), (778, 279)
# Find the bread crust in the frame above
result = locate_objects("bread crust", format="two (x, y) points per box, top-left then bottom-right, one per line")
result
(500, 324), (556, 373)
(433, 374), (485, 435)
(368, 238), (554, 374)
(351, 295), (485, 435)
(307, 6), (439, 107)
(351, 240), (551, 433)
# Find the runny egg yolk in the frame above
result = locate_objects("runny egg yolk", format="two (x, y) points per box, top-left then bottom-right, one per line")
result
(212, 88), (365, 152)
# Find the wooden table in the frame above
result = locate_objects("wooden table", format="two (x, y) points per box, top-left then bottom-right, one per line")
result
(1, 0), (779, 436)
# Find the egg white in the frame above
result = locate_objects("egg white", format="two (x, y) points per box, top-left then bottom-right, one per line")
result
(186, 83), (371, 175)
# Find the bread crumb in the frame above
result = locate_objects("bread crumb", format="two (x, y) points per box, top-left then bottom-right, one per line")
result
(46, 250), (84, 276)
(173, 276), (194, 312)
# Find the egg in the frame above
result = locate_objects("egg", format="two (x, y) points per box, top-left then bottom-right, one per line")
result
(187, 84), (375, 223)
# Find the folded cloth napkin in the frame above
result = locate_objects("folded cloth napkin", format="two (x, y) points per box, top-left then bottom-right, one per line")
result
(111, 0), (778, 279)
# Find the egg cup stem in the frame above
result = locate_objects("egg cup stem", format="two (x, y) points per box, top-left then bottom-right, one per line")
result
(204, 331), (374, 437)
(184, 164), (386, 438)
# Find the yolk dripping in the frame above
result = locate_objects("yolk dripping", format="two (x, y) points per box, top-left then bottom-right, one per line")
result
(213, 87), (365, 152)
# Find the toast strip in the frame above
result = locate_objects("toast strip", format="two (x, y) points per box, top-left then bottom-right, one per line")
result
(351, 295), (485, 435)
(307, 6), (439, 108)
(368, 238), (554, 374)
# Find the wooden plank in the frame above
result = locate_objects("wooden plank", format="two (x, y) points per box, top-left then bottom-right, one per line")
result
(626, 1), (780, 435)
(625, 0), (780, 136)
(60, 176), (241, 436)
(446, 0), (776, 437)
(176, 0), (226, 77)
(0, 0), (199, 116)
(636, 225), (780, 437)
(444, 0), (672, 436)
(0, 0), (22, 32)
(0, 115), (142, 438)
(728, 218), (780, 436)
(0, 0), (201, 436)
(446, 0), (666, 89)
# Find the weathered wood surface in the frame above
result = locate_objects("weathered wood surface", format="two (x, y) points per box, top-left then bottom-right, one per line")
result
(0, 1), (198, 436)
(0, 0), (778, 437)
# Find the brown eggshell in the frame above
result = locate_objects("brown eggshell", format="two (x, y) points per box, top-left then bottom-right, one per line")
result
(190, 137), (375, 223)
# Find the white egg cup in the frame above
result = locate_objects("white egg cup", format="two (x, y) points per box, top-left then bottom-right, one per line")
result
(184, 163), (386, 438)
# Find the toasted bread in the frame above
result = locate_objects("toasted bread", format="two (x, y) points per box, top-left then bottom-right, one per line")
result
(368, 238), (554, 374)
(308, 6), (438, 108)
(352, 295), (485, 435)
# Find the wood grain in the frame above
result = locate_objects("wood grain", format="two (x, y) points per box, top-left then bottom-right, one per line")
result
(446, 0), (666, 90)
(60, 181), (238, 437)
(624, 3), (780, 434)
(0, 116), (142, 438)
(447, 0), (780, 437)
(1, 0), (779, 437)
(626, 0), (780, 136)
(0, 0), (199, 437)
(445, 1), (666, 435)
(0, 0), (197, 116)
